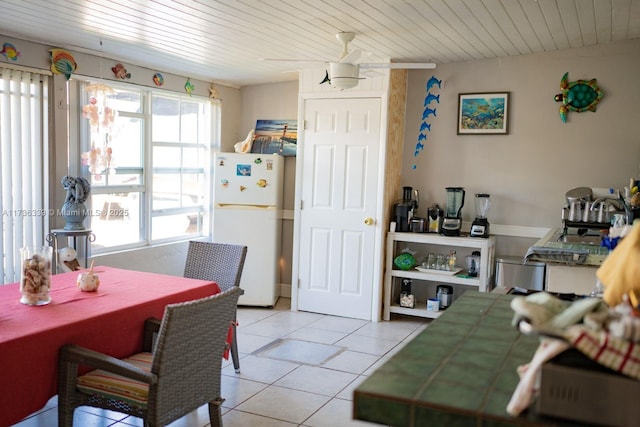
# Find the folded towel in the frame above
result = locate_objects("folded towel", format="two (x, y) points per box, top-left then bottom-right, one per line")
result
(524, 245), (588, 265)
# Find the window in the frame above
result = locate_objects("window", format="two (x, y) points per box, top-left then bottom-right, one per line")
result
(151, 95), (208, 240)
(0, 68), (49, 283)
(79, 80), (212, 253)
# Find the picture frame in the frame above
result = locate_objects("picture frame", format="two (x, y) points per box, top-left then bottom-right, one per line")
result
(457, 92), (510, 135)
(250, 119), (298, 156)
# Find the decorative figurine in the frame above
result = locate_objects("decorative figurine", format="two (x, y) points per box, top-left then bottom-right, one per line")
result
(554, 72), (604, 123)
(58, 247), (82, 272)
(60, 176), (91, 230)
(77, 261), (100, 292)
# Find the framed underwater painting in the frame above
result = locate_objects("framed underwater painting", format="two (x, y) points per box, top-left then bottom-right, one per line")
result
(457, 92), (510, 135)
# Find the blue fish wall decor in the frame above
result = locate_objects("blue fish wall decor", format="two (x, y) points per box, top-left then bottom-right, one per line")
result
(426, 76), (442, 92)
(414, 75), (441, 170)
(419, 122), (431, 132)
(423, 93), (440, 106)
(422, 107), (437, 120)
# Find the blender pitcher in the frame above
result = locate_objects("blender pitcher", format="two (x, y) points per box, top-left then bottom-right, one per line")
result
(470, 194), (491, 237)
(442, 187), (465, 236)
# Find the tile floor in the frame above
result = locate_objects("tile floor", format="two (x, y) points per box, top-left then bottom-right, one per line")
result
(13, 298), (430, 427)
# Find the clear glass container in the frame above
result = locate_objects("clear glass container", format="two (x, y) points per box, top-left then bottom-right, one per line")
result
(20, 246), (53, 306)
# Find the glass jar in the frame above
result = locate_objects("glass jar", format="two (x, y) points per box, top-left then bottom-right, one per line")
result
(20, 246), (53, 306)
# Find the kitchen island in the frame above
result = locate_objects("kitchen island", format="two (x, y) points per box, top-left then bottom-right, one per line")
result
(353, 291), (588, 426)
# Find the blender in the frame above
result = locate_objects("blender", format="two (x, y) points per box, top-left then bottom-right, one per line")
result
(470, 193), (491, 237)
(442, 187), (465, 236)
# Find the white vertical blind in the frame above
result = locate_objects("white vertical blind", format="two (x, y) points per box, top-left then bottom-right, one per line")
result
(0, 68), (49, 284)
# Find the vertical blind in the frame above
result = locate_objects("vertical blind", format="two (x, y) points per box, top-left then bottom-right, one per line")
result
(0, 68), (49, 284)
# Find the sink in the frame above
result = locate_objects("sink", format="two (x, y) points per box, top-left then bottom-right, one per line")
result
(557, 234), (603, 246)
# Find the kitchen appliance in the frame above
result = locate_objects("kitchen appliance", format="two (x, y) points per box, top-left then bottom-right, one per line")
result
(495, 255), (545, 291)
(465, 251), (481, 277)
(212, 152), (284, 306)
(436, 285), (453, 309)
(427, 204), (443, 233)
(411, 217), (426, 232)
(394, 186), (418, 232)
(470, 193), (491, 237)
(442, 187), (465, 236)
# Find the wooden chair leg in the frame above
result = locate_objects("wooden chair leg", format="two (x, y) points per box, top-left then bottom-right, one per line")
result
(230, 322), (241, 373)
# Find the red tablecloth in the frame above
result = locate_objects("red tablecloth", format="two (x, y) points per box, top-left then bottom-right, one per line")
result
(0, 266), (220, 427)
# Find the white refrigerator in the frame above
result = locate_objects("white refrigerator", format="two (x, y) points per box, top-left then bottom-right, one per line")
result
(212, 152), (284, 306)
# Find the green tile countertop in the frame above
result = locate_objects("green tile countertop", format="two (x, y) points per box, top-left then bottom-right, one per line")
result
(353, 291), (586, 427)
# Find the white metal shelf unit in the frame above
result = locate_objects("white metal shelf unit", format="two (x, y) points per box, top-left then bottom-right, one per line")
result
(383, 232), (496, 321)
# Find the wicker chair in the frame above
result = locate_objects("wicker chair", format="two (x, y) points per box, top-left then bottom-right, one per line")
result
(184, 241), (247, 373)
(58, 287), (242, 427)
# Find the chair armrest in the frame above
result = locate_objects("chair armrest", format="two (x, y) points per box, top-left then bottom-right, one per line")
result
(143, 318), (162, 352)
(60, 344), (154, 384)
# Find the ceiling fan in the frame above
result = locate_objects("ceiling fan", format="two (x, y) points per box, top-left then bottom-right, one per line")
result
(263, 32), (436, 90)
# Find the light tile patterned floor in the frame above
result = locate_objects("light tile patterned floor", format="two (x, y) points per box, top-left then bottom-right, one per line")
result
(13, 298), (429, 427)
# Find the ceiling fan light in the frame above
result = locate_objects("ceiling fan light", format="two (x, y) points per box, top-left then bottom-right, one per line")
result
(327, 62), (360, 89)
(330, 77), (359, 90)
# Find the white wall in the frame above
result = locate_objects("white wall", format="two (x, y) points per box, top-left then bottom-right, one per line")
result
(402, 38), (640, 255)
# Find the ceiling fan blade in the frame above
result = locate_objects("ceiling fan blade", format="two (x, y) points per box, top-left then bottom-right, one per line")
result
(339, 48), (361, 64)
(259, 58), (327, 65)
(359, 62), (437, 69)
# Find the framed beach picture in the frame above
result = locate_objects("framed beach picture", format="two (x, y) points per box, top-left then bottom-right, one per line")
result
(250, 119), (298, 156)
(457, 92), (510, 135)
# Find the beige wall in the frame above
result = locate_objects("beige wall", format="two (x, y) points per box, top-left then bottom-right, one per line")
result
(238, 81), (299, 288)
(402, 38), (640, 255)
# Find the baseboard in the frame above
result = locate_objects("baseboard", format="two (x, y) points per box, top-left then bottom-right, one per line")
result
(278, 283), (291, 298)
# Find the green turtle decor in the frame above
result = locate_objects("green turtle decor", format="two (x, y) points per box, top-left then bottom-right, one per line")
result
(554, 72), (604, 123)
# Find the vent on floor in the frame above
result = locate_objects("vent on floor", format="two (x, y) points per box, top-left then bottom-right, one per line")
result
(255, 339), (344, 366)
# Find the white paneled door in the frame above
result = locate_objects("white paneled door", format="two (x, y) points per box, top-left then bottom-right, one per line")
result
(297, 98), (382, 320)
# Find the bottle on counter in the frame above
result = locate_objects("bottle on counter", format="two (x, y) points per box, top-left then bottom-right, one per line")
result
(449, 250), (457, 270)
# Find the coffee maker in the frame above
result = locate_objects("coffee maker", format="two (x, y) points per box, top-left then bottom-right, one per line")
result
(442, 187), (465, 236)
(470, 193), (491, 237)
(394, 186), (418, 232)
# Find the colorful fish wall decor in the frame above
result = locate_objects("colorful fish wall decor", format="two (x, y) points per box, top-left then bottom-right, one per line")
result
(111, 63), (131, 80)
(554, 72), (604, 123)
(153, 73), (164, 86)
(49, 49), (77, 80)
(184, 78), (194, 96)
(1, 42), (20, 61)
(209, 84), (220, 99)
(413, 75), (441, 169)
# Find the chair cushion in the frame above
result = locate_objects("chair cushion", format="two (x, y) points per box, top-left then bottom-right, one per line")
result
(76, 352), (152, 407)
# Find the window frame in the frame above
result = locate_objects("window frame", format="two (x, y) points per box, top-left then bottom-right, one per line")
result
(74, 78), (213, 255)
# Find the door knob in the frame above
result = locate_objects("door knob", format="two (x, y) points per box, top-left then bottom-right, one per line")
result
(364, 217), (375, 226)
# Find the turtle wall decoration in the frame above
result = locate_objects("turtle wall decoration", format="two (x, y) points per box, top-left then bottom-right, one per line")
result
(554, 72), (604, 123)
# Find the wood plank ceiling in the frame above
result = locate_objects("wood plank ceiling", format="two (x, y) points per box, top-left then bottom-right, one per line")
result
(0, 0), (639, 87)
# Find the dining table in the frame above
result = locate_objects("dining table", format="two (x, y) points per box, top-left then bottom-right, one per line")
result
(0, 266), (220, 427)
